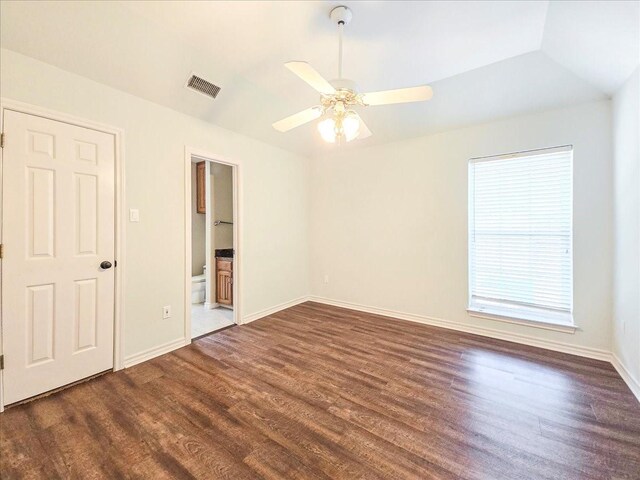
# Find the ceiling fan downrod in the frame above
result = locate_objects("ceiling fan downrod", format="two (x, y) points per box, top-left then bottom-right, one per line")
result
(330, 6), (352, 80)
(338, 20), (343, 79)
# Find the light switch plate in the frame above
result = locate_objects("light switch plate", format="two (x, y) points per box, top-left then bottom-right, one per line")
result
(129, 208), (139, 222)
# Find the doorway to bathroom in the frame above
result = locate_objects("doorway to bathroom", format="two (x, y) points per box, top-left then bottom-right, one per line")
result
(187, 151), (239, 339)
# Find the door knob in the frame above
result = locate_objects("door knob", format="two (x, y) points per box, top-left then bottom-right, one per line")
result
(100, 261), (113, 270)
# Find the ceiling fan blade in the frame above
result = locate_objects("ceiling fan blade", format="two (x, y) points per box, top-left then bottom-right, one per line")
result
(361, 85), (433, 106)
(272, 106), (323, 132)
(353, 112), (372, 139)
(285, 61), (336, 96)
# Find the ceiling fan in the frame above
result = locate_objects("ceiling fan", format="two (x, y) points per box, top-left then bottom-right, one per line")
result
(272, 5), (433, 144)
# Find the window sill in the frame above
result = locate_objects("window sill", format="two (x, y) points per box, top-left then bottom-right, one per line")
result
(467, 307), (577, 334)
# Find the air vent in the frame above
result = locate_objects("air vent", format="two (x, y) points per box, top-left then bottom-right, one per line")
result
(186, 74), (221, 99)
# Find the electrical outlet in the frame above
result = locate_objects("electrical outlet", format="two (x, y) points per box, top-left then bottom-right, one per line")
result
(324, 275), (329, 284)
(162, 305), (172, 319)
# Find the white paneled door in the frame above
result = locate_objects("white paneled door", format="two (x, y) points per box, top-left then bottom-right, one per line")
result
(2, 110), (115, 405)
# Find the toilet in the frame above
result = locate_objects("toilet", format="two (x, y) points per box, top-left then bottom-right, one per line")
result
(191, 265), (206, 304)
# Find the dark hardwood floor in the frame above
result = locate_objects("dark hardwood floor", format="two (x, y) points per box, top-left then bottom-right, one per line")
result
(1, 301), (639, 479)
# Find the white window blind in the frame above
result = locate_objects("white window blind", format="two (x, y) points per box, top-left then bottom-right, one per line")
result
(468, 145), (573, 325)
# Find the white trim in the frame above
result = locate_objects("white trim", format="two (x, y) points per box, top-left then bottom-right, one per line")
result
(0, 104), (4, 412)
(243, 296), (310, 324)
(469, 144), (573, 163)
(204, 160), (213, 312)
(113, 112), (126, 372)
(123, 337), (188, 368)
(184, 147), (242, 346)
(309, 296), (611, 361)
(611, 353), (640, 404)
(184, 154), (192, 341)
(0, 98), (126, 411)
(467, 309), (577, 334)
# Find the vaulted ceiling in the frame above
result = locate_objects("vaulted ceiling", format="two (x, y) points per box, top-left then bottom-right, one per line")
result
(1, 1), (638, 156)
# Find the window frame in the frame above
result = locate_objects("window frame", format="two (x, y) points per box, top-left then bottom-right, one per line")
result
(467, 145), (576, 333)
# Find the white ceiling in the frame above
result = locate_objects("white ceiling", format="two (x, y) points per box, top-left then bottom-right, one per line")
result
(542, 1), (640, 95)
(1, 1), (637, 157)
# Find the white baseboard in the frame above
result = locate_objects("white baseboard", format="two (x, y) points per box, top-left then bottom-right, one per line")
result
(611, 353), (640, 403)
(242, 296), (309, 324)
(124, 296), (308, 368)
(308, 296), (611, 362)
(123, 337), (188, 368)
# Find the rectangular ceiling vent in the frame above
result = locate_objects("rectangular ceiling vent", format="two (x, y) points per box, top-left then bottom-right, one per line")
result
(186, 74), (221, 99)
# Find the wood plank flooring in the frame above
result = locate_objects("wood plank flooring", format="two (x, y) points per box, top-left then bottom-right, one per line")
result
(1, 301), (639, 479)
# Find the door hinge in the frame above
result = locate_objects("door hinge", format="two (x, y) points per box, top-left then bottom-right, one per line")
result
(0, 133), (4, 148)
(0, 355), (4, 370)
(0, 244), (3, 259)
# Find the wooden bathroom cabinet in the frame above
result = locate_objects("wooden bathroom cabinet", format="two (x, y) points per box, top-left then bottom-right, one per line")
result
(216, 258), (233, 306)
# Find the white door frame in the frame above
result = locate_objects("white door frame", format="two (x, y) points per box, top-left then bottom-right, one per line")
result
(184, 147), (241, 340)
(0, 98), (126, 411)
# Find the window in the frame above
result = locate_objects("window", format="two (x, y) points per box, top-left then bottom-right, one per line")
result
(468, 145), (573, 328)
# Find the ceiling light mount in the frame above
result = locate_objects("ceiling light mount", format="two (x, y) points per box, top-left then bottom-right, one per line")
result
(330, 6), (352, 26)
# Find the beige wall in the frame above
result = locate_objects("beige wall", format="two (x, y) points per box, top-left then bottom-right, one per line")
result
(211, 162), (233, 250)
(0, 49), (311, 359)
(311, 100), (613, 355)
(191, 163), (206, 276)
(612, 68), (640, 386)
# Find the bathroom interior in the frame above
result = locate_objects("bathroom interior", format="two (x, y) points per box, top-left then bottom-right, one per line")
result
(191, 158), (235, 338)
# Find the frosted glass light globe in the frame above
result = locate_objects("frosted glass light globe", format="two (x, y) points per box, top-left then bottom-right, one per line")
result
(318, 118), (337, 143)
(343, 112), (360, 142)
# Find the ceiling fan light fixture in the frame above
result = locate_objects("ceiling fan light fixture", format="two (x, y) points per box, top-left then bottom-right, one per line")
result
(318, 111), (361, 144)
(273, 5), (432, 143)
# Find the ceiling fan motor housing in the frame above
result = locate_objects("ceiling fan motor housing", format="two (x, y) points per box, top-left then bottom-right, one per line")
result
(330, 78), (359, 93)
